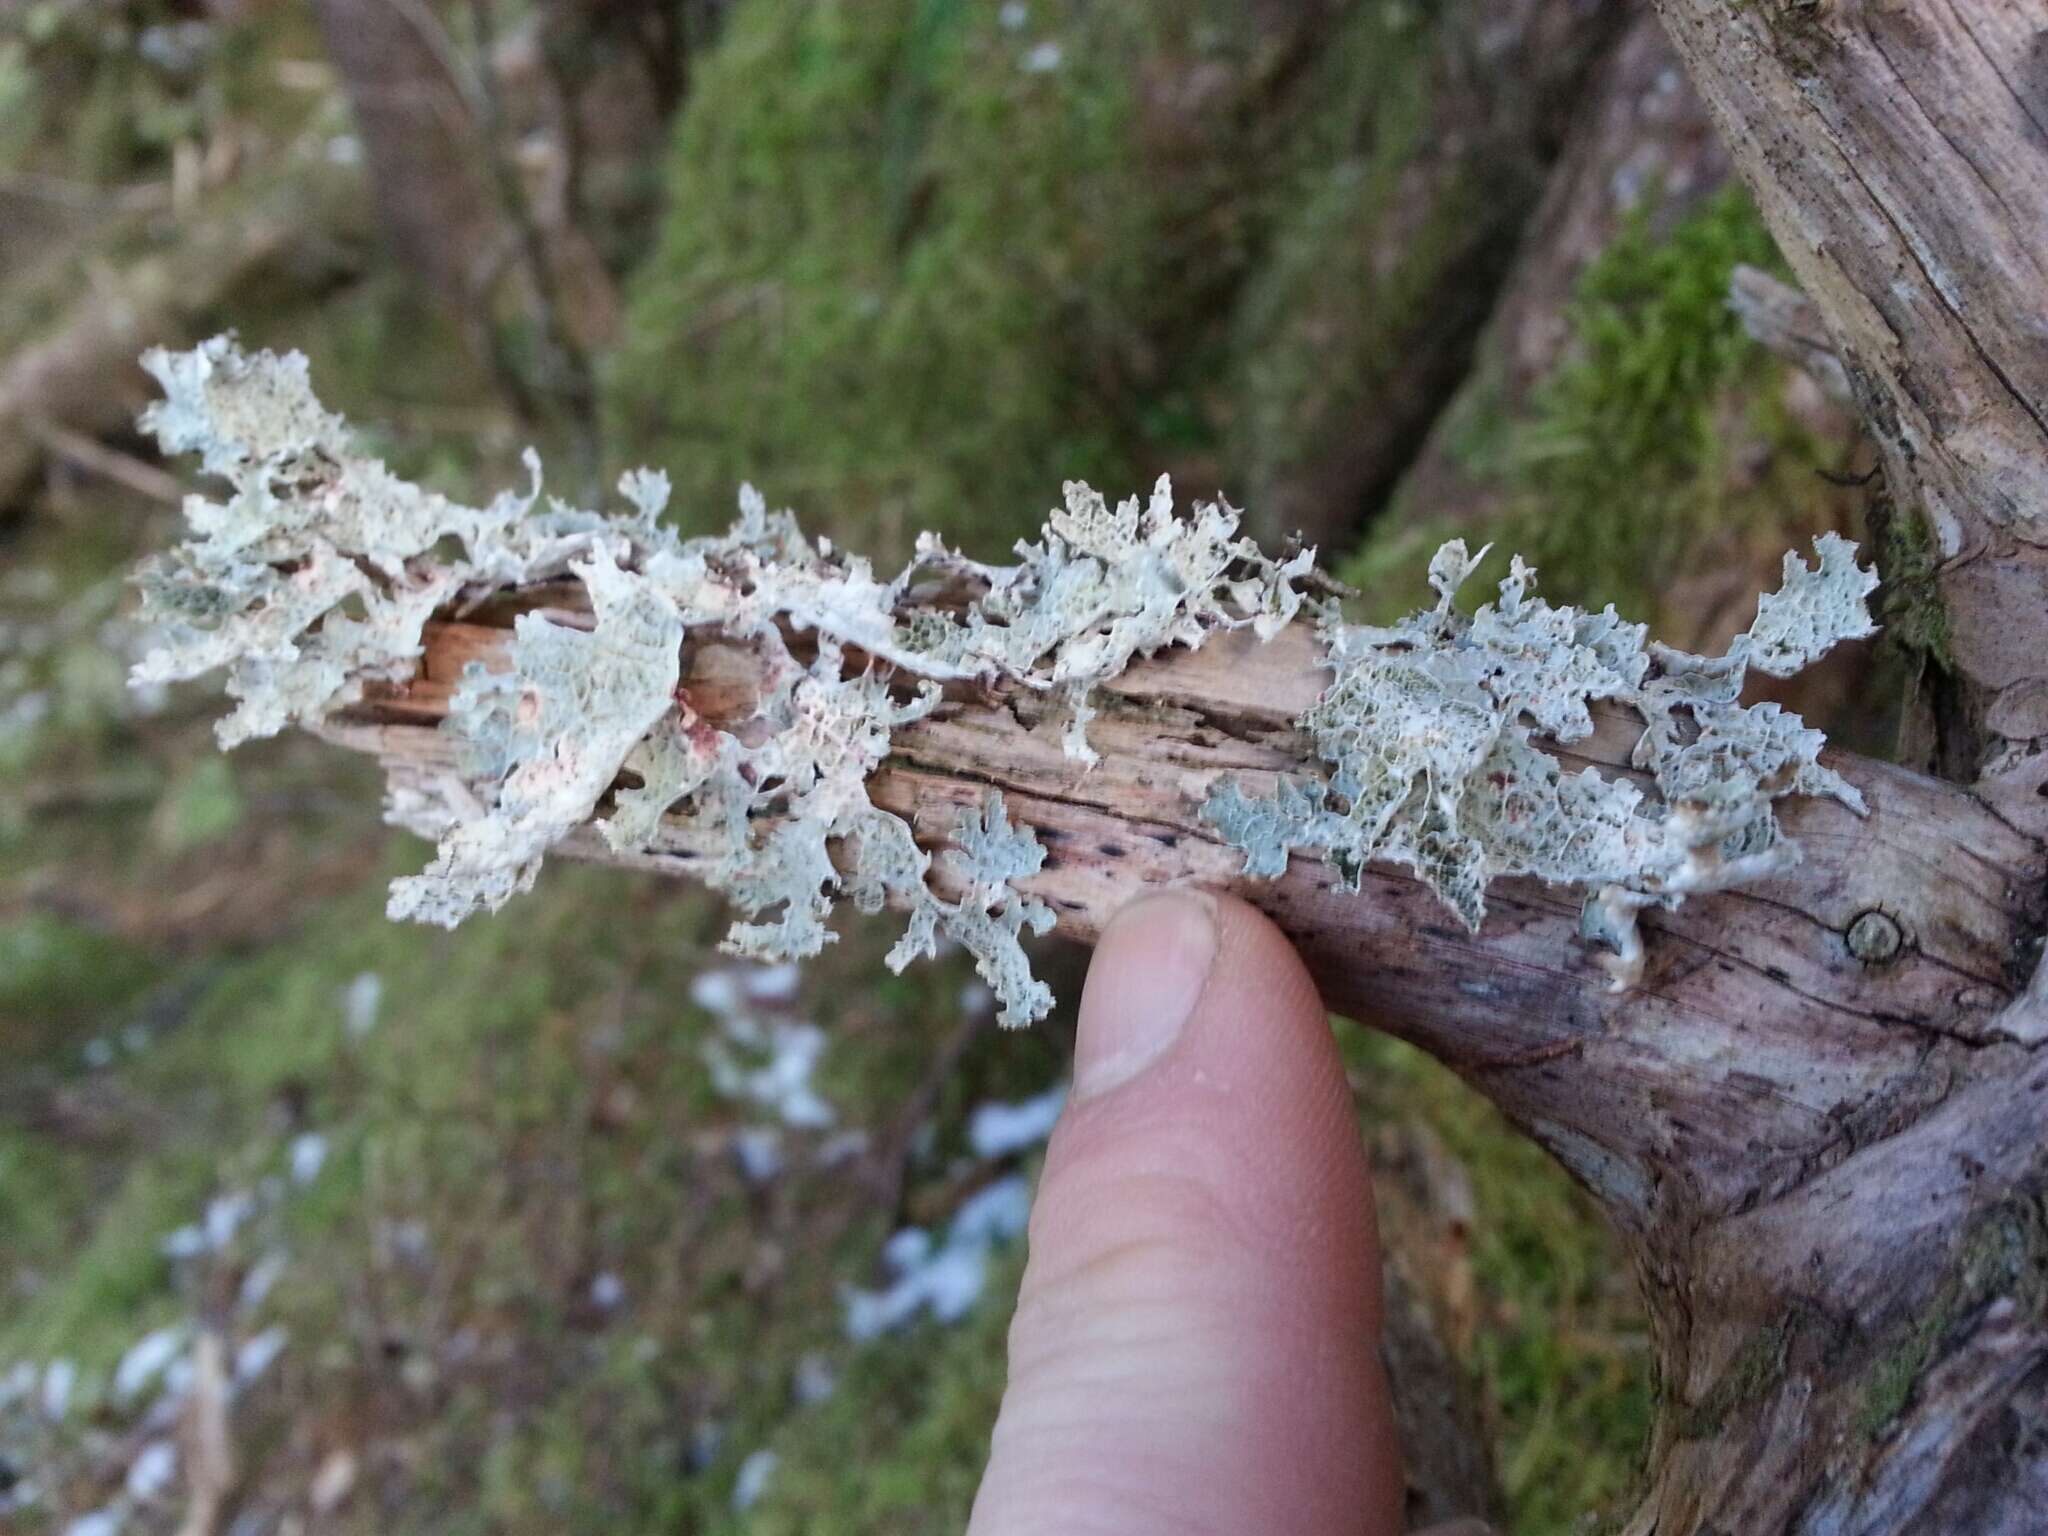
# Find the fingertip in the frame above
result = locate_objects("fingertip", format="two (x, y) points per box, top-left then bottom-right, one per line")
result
(1072, 889), (1217, 1102)
(970, 889), (1402, 1536)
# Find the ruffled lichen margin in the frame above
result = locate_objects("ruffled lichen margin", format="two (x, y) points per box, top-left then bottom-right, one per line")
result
(132, 338), (1877, 1021)
(1201, 537), (1877, 988)
(130, 339), (1312, 1026)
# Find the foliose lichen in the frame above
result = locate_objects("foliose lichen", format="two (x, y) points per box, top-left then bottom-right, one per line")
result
(135, 338), (1873, 1015)
(1202, 536), (1877, 987)
(133, 339), (1310, 1026)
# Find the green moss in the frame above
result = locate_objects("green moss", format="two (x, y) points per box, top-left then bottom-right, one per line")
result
(150, 754), (245, 853)
(1228, 2), (1535, 539)
(611, 0), (1455, 559)
(0, 1156), (209, 1371)
(1334, 1021), (1651, 1533)
(1869, 492), (1953, 673)
(1505, 189), (1793, 612)
(1341, 187), (1841, 624)
(1675, 1315), (1795, 1441)
(0, 911), (155, 1027)
(739, 1244), (1023, 1534)
(614, 0), (1116, 553)
(1854, 1194), (2048, 1439)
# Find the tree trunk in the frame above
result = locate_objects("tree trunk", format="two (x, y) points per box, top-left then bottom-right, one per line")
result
(1233, 0), (1625, 552)
(1653, 0), (2048, 779)
(1385, 5), (1733, 554)
(308, 0), (499, 316)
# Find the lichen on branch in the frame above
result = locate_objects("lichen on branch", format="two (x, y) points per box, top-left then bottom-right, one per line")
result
(131, 338), (1311, 1025)
(132, 338), (1874, 1015)
(1203, 536), (1877, 986)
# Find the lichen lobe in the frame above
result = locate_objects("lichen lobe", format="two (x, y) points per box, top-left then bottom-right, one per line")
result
(1203, 537), (1877, 987)
(134, 339), (1309, 1027)
(135, 337), (1873, 1013)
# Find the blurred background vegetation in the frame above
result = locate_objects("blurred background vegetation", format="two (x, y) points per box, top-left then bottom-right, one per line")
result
(1, 2), (1884, 1532)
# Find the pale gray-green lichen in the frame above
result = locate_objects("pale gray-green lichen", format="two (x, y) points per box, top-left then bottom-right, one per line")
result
(1202, 538), (1877, 988)
(134, 339), (1309, 1026)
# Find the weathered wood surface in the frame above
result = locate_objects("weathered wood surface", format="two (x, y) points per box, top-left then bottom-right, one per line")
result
(1654, 0), (2048, 764)
(334, 615), (2045, 1229)
(318, 585), (2047, 1535)
(1644, 2), (2048, 1528)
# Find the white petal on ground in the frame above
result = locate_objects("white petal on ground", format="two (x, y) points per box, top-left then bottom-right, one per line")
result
(238, 1250), (288, 1312)
(288, 1132), (328, 1186)
(731, 1449), (778, 1513)
(115, 1327), (188, 1400)
(731, 1127), (784, 1184)
(966, 1085), (1067, 1158)
(841, 1175), (1034, 1340)
(234, 1326), (288, 1387)
(41, 1359), (75, 1420)
(203, 1190), (254, 1250)
(791, 1352), (838, 1406)
(740, 962), (801, 1003)
(688, 969), (743, 1018)
(342, 971), (383, 1037)
(125, 1440), (178, 1502)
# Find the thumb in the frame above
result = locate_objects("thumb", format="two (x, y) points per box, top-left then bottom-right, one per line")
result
(969, 890), (1404, 1536)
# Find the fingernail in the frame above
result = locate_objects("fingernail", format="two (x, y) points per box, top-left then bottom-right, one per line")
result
(1073, 890), (1217, 1102)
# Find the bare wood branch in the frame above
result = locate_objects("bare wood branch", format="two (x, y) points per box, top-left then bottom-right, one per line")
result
(1727, 262), (1853, 406)
(306, 580), (2047, 1533)
(1652, 0), (2048, 761)
(331, 612), (2042, 1213)
(27, 417), (185, 505)
(0, 149), (363, 512)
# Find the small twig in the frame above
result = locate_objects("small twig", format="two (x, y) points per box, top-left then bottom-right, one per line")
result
(175, 1330), (234, 1536)
(0, 170), (171, 214)
(1726, 264), (1854, 405)
(865, 1008), (996, 1218)
(28, 419), (185, 505)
